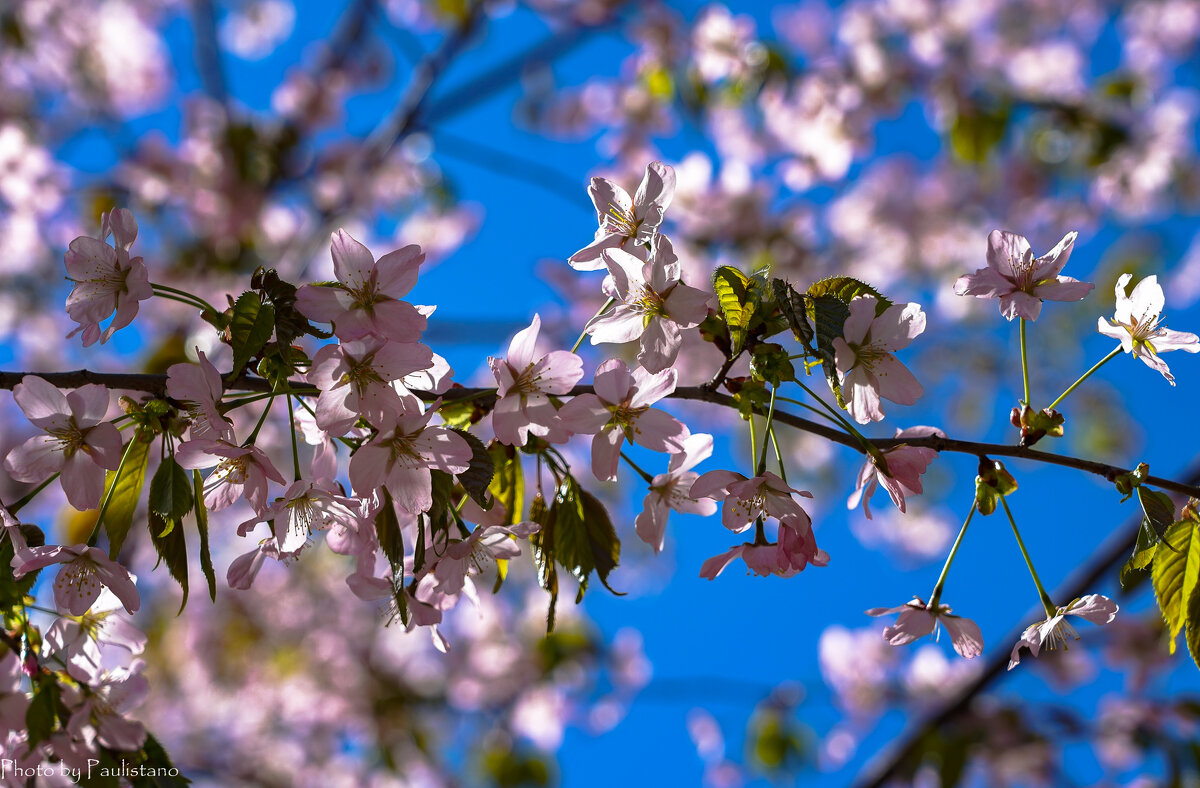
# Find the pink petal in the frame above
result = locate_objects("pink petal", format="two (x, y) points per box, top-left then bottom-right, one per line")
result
(587, 308), (645, 345)
(330, 229), (377, 290)
(637, 318), (682, 374)
(699, 546), (744, 580)
(4, 436), (64, 482)
(1034, 277), (1094, 303)
(296, 284), (352, 322)
(13, 376), (68, 424)
(998, 290), (1043, 321)
(507, 314), (542, 370)
(942, 615), (984, 658)
(555, 394), (612, 435)
(66, 384), (111, 426)
(630, 408), (688, 453)
(986, 230), (1032, 279)
(873, 354), (923, 406)
(374, 244), (423, 297)
(593, 359), (634, 404)
(590, 428), (624, 482)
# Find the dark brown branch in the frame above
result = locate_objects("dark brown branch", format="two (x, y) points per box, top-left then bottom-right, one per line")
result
(851, 459), (1200, 788)
(2, 370), (1198, 499)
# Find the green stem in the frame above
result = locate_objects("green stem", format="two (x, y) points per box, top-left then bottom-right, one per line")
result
(775, 395), (847, 428)
(928, 503), (976, 608)
(287, 394), (302, 481)
(999, 496), (1057, 617)
(7, 474), (59, 516)
(1046, 347), (1122, 411)
(769, 424), (788, 484)
(620, 452), (654, 484)
(748, 412), (757, 472)
(151, 282), (218, 315)
(756, 387), (777, 477)
(571, 296), (616, 354)
(753, 516), (768, 545)
(87, 433), (143, 547)
(244, 394), (276, 446)
(794, 379), (880, 461)
(1019, 318), (1031, 406)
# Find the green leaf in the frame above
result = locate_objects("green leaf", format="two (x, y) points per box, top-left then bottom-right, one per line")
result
(149, 457), (194, 523)
(806, 294), (850, 407)
(102, 431), (152, 558)
(950, 104), (1009, 163)
(528, 493), (558, 632)
(750, 343), (795, 386)
(130, 733), (192, 787)
(806, 276), (893, 314)
(547, 478), (622, 601)
(25, 678), (60, 748)
(227, 290), (276, 379)
(427, 469), (456, 538)
(487, 443), (525, 526)
(1185, 578), (1200, 672)
(712, 265), (757, 355)
(453, 429), (495, 509)
(193, 470), (216, 602)
(374, 489), (404, 569)
(1154, 519), (1200, 653)
(149, 510), (189, 612)
(771, 279), (814, 351)
(1139, 487), (1177, 545)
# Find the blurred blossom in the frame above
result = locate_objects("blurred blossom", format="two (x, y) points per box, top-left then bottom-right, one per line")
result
(220, 0), (296, 60)
(819, 625), (896, 716)
(902, 644), (980, 702)
(850, 508), (953, 565)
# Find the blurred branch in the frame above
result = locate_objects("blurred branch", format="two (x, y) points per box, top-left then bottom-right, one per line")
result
(191, 0), (229, 106)
(1, 371), (1197, 498)
(432, 129), (586, 206)
(851, 459), (1200, 788)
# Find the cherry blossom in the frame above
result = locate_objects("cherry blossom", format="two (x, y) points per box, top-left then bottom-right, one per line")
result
(1008, 594), (1119, 669)
(295, 229), (427, 341)
(65, 659), (149, 751)
(176, 438), (286, 513)
(421, 500), (539, 600)
(166, 350), (234, 441)
(64, 208), (152, 346)
(307, 336), (434, 434)
(43, 587), (147, 682)
(1097, 273), (1200, 385)
(227, 536), (286, 590)
(689, 470), (813, 534)
(11, 544), (139, 616)
(3, 376), (122, 511)
(866, 597), (984, 659)
(586, 238), (711, 373)
(698, 518), (827, 580)
(489, 313), (584, 447)
(955, 230), (1094, 321)
(777, 514), (830, 573)
(635, 433), (718, 553)
(833, 296), (926, 424)
(569, 161), (676, 269)
(847, 426), (943, 518)
(556, 359), (689, 481)
(347, 407), (473, 514)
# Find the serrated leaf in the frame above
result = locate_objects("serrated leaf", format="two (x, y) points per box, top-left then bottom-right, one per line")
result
(1186, 579), (1200, 672)
(453, 429), (494, 509)
(428, 469), (456, 537)
(374, 489), (404, 569)
(228, 290), (276, 379)
(548, 478), (622, 601)
(149, 457), (194, 523)
(1139, 487), (1177, 545)
(713, 265), (757, 355)
(101, 431), (152, 558)
(1154, 519), (1200, 652)
(528, 493), (558, 632)
(806, 276), (892, 315)
(772, 279), (814, 351)
(487, 443), (524, 526)
(193, 470), (216, 602)
(149, 510), (189, 612)
(131, 733), (192, 787)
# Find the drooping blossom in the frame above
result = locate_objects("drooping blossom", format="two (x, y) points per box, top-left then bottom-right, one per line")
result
(555, 359), (689, 481)
(64, 208), (152, 346)
(3, 376), (122, 511)
(176, 438), (286, 513)
(866, 597), (984, 658)
(954, 230), (1094, 321)
(489, 314), (584, 447)
(635, 433), (718, 553)
(420, 499), (539, 600)
(832, 296), (926, 424)
(0, 652), (28, 734)
(227, 537), (286, 590)
(1008, 594), (1119, 670)
(1097, 273), (1200, 385)
(698, 516), (828, 579)
(348, 406), (473, 514)
(43, 587), (147, 682)
(307, 337), (433, 434)
(295, 229), (427, 341)
(64, 659), (148, 751)
(777, 514), (830, 573)
(847, 426), (943, 518)
(569, 161), (676, 269)
(166, 350), (233, 441)
(11, 544), (139, 616)
(689, 469), (812, 533)
(586, 238), (711, 373)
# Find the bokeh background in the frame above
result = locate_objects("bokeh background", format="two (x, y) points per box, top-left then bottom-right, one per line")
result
(3, 0), (1200, 785)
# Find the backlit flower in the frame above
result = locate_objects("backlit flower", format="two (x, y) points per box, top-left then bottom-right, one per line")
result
(489, 314), (584, 447)
(1008, 594), (1118, 669)
(833, 296), (925, 424)
(1097, 273), (1200, 385)
(64, 208), (152, 346)
(569, 162), (676, 270)
(11, 544), (139, 616)
(866, 597), (983, 658)
(954, 230), (1094, 321)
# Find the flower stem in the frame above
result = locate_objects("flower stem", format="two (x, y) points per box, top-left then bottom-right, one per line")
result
(244, 393), (276, 446)
(7, 474), (59, 516)
(571, 296), (615, 354)
(151, 282), (218, 315)
(753, 516), (768, 545)
(769, 424), (788, 484)
(756, 387), (778, 477)
(999, 496), (1057, 617)
(794, 380), (881, 465)
(287, 394), (302, 482)
(87, 433), (144, 547)
(748, 412), (757, 472)
(1019, 318), (1031, 406)
(620, 452), (654, 484)
(929, 502), (976, 608)
(1046, 347), (1122, 411)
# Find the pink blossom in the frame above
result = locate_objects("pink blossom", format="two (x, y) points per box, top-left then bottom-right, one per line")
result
(11, 544), (140, 616)
(295, 229), (427, 341)
(1008, 594), (1119, 669)
(489, 314), (584, 447)
(689, 469), (812, 534)
(569, 161), (676, 270)
(847, 426), (943, 518)
(227, 537), (285, 590)
(421, 499), (539, 599)
(555, 359), (689, 481)
(348, 407), (473, 514)
(65, 659), (148, 751)
(166, 350), (233, 441)
(635, 433), (718, 553)
(1097, 273), (1200, 386)
(586, 238), (711, 373)
(955, 230), (1094, 321)
(43, 588), (147, 682)
(866, 597), (983, 658)
(0, 653), (28, 734)
(176, 438), (286, 513)
(777, 514), (830, 573)
(3, 376), (122, 511)
(833, 296), (926, 424)
(699, 523), (828, 580)
(307, 337), (434, 434)
(64, 208), (152, 346)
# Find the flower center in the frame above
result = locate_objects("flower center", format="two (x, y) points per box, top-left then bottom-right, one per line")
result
(214, 456), (250, 485)
(632, 285), (666, 320)
(384, 431), (425, 469)
(47, 423), (87, 457)
(511, 362), (547, 396)
(605, 203), (643, 239)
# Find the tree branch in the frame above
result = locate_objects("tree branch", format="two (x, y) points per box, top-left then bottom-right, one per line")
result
(2, 370), (1197, 499)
